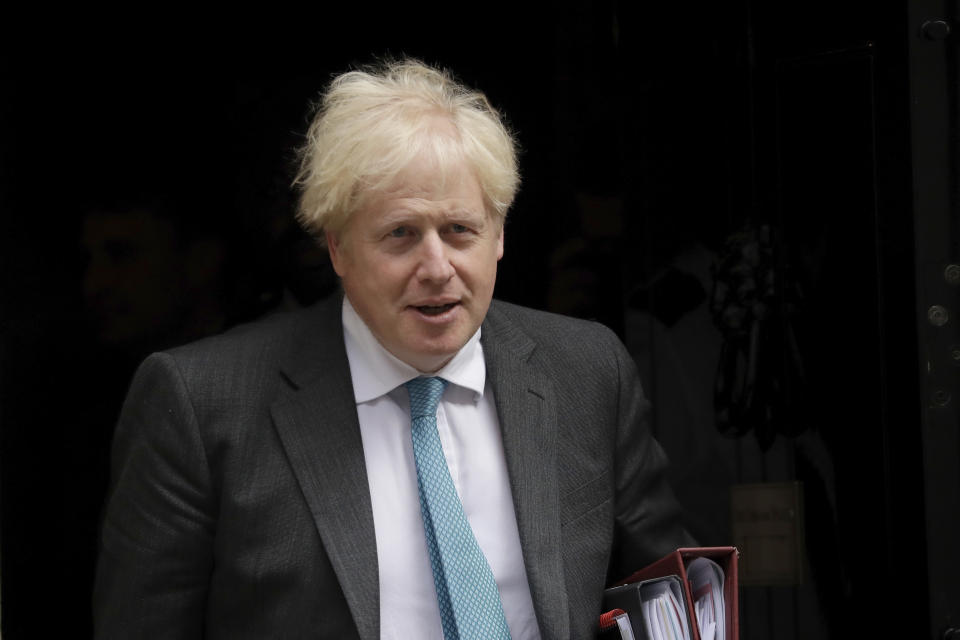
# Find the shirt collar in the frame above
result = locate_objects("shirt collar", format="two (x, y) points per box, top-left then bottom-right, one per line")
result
(341, 296), (486, 404)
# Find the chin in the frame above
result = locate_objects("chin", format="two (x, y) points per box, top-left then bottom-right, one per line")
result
(401, 340), (463, 372)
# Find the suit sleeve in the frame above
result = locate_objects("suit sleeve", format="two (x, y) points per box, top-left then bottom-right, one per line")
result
(606, 330), (696, 579)
(93, 352), (216, 639)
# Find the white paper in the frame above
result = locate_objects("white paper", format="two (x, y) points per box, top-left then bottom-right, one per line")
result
(654, 598), (669, 640)
(638, 578), (691, 640)
(667, 589), (689, 640)
(615, 613), (636, 640)
(700, 621), (717, 640)
(643, 599), (658, 640)
(687, 557), (725, 640)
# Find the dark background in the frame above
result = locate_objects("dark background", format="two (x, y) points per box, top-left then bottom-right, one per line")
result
(2, 2), (957, 638)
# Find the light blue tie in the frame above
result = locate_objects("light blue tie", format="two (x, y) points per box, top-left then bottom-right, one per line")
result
(404, 377), (512, 640)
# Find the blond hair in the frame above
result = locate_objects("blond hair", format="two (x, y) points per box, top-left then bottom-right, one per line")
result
(294, 59), (519, 244)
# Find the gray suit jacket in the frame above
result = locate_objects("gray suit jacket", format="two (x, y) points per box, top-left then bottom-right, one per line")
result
(94, 294), (691, 639)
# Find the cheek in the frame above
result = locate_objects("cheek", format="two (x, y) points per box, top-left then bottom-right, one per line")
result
(356, 258), (412, 298)
(484, 247), (502, 279)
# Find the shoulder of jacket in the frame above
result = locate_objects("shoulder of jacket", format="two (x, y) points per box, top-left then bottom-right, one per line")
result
(161, 295), (340, 374)
(489, 299), (620, 344)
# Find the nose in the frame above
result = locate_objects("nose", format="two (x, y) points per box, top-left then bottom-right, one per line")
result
(415, 232), (455, 283)
(83, 251), (111, 300)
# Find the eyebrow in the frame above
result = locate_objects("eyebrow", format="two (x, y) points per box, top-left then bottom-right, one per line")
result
(378, 206), (487, 226)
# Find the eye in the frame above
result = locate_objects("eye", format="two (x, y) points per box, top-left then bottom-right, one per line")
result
(450, 223), (469, 233)
(388, 226), (409, 238)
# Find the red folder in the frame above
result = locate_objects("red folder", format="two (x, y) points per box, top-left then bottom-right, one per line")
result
(605, 546), (739, 640)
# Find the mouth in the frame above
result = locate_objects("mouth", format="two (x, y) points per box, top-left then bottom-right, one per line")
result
(413, 302), (459, 316)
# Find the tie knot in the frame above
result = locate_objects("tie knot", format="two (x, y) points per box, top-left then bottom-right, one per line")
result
(404, 376), (448, 418)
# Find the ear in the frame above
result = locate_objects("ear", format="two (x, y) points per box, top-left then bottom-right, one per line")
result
(496, 226), (504, 261)
(326, 229), (346, 277)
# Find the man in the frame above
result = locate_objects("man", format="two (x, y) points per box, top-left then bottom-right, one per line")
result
(81, 197), (228, 356)
(94, 59), (691, 639)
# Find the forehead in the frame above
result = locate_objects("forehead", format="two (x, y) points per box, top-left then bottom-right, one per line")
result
(385, 148), (474, 194)
(82, 209), (177, 245)
(357, 155), (488, 220)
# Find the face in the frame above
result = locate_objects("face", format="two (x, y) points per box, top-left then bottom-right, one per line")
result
(81, 210), (185, 349)
(327, 156), (504, 373)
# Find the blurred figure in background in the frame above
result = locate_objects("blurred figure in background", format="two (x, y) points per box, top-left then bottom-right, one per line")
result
(81, 196), (228, 358)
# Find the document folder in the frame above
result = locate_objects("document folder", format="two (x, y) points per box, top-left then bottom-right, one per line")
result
(601, 546), (739, 640)
(603, 574), (692, 639)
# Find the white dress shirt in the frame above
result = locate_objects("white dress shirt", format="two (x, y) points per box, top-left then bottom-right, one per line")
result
(341, 298), (541, 640)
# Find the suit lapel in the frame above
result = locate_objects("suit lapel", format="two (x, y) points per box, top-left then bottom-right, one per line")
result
(483, 304), (570, 640)
(266, 297), (569, 640)
(270, 296), (380, 640)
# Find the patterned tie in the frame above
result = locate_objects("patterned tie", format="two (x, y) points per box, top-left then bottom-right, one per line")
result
(404, 376), (512, 640)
